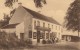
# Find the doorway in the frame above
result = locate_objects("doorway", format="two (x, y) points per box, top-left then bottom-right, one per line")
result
(20, 33), (24, 40)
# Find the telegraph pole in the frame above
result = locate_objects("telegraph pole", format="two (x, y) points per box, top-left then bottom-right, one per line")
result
(78, 13), (80, 41)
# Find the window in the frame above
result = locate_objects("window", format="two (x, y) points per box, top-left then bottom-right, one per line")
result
(56, 26), (57, 30)
(52, 25), (53, 29)
(16, 0), (18, 2)
(34, 21), (36, 29)
(33, 32), (37, 39)
(48, 24), (50, 28)
(13, 0), (18, 2)
(29, 31), (32, 38)
(42, 31), (45, 39)
(43, 22), (45, 27)
(37, 21), (40, 26)
(46, 33), (49, 39)
(50, 33), (53, 39)
(59, 26), (61, 30)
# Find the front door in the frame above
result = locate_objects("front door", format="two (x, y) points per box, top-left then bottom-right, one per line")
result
(20, 33), (24, 40)
(37, 31), (40, 43)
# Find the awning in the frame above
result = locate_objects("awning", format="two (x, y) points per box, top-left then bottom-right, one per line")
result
(35, 26), (51, 31)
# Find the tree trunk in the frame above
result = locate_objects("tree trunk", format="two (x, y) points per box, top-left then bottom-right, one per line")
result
(78, 16), (79, 37)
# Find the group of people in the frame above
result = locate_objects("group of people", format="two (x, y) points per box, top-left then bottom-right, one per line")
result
(51, 37), (59, 43)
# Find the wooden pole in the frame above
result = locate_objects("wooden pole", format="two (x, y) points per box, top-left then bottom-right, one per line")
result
(78, 30), (79, 37)
(78, 29), (79, 41)
(78, 13), (80, 41)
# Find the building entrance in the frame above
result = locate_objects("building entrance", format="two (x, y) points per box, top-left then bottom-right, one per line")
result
(20, 33), (24, 40)
(36, 26), (51, 43)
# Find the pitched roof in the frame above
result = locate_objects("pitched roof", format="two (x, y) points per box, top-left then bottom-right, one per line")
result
(1, 23), (19, 29)
(23, 6), (61, 25)
(9, 6), (61, 25)
(9, 6), (27, 24)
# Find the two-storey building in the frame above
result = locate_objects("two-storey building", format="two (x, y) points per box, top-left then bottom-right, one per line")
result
(1, 4), (62, 45)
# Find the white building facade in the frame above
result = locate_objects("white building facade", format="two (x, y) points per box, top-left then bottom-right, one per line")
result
(31, 18), (62, 44)
(0, 5), (63, 45)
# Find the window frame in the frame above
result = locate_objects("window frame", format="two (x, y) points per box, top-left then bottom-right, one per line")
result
(37, 21), (40, 26)
(33, 32), (37, 39)
(34, 20), (36, 29)
(52, 25), (53, 29)
(43, 22), (45, 27)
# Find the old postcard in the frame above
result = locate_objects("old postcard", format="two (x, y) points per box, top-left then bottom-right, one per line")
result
(0, 0), (80, 50)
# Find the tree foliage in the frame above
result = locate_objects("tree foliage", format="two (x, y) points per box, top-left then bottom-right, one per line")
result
(10, 8), (16, 17)
(0, 14), (10, 28)
(5, 0), (15, 8)
(0, 31), (20, 48)
(0, 31), (33, 48)
(65, 0), (80, 32)
(5, 0), (46, 8)
(34, 0), (46, 7)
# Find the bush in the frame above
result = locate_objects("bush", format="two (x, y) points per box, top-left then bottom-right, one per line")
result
(42, 39), (46, 44)
(47, 40), (52, 44)
(0, 32), (20, 48)
(25, 39), (32, 48)
(0, 31), (34, 48)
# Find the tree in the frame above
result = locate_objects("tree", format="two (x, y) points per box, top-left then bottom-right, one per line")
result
(5, 0), (46, 8)
(34, 0), (46, 7)
(3, 14), (10, 24)
(10, 8), (16, 17)
(0, 14), (10, 28)
(0, 20), (4, 28)
(64, 0), (80, 37)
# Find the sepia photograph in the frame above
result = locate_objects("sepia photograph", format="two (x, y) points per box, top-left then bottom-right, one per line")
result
(0, 0), (80, 50)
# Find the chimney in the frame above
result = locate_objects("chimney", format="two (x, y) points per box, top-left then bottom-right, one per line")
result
(18, 2), (22, 6)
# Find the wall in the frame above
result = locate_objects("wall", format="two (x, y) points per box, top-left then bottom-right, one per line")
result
(16, 22), (24, 39)
(23, 9), (33, 41)
(9, 6), (27, 24)
(32, 18), (62, 44)
(9, 5), (33, 40)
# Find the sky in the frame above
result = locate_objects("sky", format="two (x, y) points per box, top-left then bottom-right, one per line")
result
(0, 0), (74, 24)
(0, 0), (79, 36)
